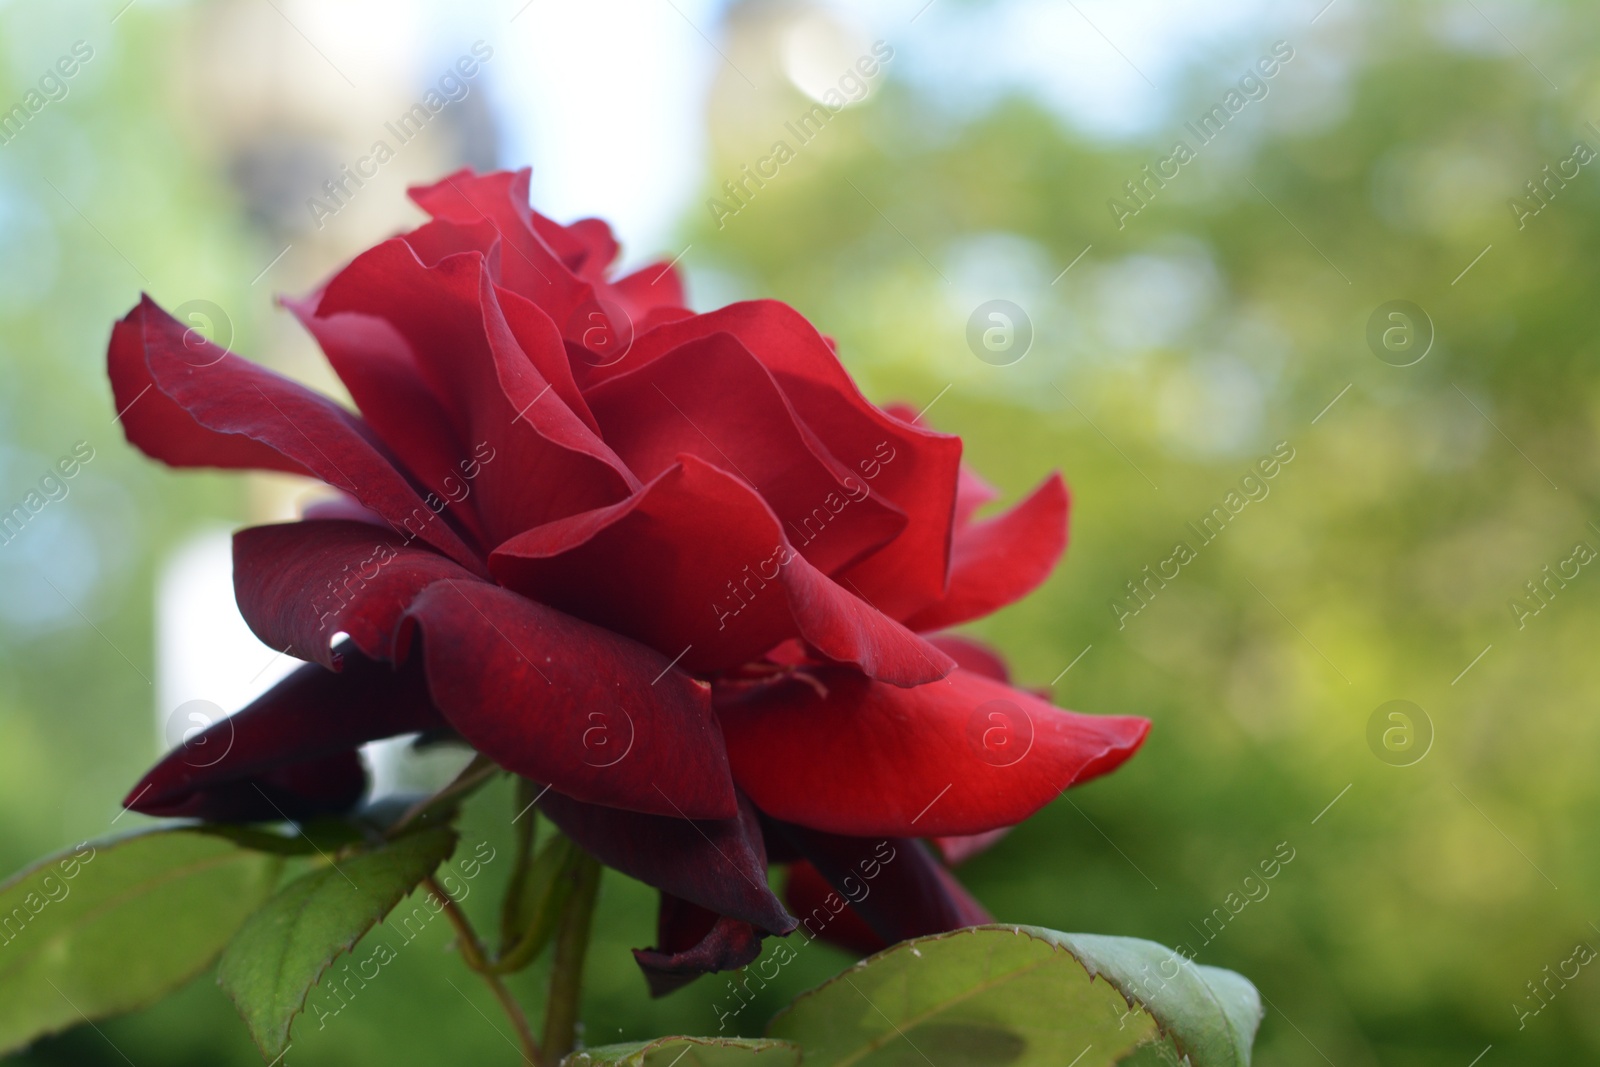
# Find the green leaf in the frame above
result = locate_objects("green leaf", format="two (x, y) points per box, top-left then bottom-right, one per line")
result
(0, 828), (284, 1056)
(217, 826), (457, 1059)
(765, 925), (1262, 1067)
(195, 822), (337, 856)
(564, 1036), (802, 1066)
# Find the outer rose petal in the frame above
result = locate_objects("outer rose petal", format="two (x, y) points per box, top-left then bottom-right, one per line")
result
(490, 455), (953, 687)
(125, 655), (443, 818)
(108, 297), (482, 572)
(777, 828), (991, 947)
(932, 828), (1012, 867)
(582, 300), (963, 619)
(632, 896), (764, 997)
(536, 789), (794, 935)
(400, 580), (737, 819)
(782, 861), (884, 956)
(129, 752), (367, 823)
(904, 473), (1069, 633)
(716, 667), (1150, 836)
(234, 520), (481, 671)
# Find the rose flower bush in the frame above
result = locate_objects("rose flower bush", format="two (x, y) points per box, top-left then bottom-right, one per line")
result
(0, 169), (1264, 1067)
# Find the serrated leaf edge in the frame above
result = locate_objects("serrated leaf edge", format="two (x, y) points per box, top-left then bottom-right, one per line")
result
(0, 832), (282, 1057)
(219, 828), (456, 1060)
(767, 924), (1261, 1067)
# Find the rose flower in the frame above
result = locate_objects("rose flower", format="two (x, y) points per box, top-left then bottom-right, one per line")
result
(108, 169), (1148, 990)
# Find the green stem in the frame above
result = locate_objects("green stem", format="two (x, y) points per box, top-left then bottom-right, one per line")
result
(426, 875), (543, 1065)
(387, 754), (500, 838)
(500, 777), (541, 948)
(540, 849), (602, 1065)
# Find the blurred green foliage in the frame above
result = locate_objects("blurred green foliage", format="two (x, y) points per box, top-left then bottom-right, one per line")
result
(3, 0), (1599, 1064)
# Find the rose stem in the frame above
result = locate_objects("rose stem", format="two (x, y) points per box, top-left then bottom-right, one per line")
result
(540, 850), (602, 1064)
(424, 874), (543, 1065)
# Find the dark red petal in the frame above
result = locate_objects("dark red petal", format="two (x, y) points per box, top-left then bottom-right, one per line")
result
(125, 655), (443, 818)
(494, 282), (603, 434)
(777, 827), (990, 946)
(582, 331), (906, 574)
(932, 828), (1012, 867)
(110, 305), (300, 474)
(632, 895), (764, 997)
(537, 789), (794, 934)
(314, 240), (634, 542)
(315, 215), (600, 437)
(234, 520), (479, 671)
(904, 474), (1069, 633)
(717, 667), (1150, 836)
(584, 301), (963, 619)
(108, 296), (483, 572)
(282, 298), (483, 542)
(401, 580), (737, 819)
(782, 861), (885, 956)
(491, 455), (953, 686)
(925, 634), (1011, 683)
(137, 752), (367, 823)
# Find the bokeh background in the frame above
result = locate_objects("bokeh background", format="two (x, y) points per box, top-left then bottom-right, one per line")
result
(2, 0), (1597, 1062)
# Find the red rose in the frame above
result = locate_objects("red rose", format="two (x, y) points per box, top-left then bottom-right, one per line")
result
(109, 168), (1148, 987)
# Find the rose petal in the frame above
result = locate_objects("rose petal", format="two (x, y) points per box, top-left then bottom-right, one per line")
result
(537, 789), (793, 934)
(952, 463), (1000, 527)
(562, 217), (621, 279)
(610, 259), (686, 320)
(782, 861), (884, 956)
(904, 474), (1069, 633)
(632, 895), (764, 997)
(491, 455), (953, 686)
(400, 580), (737, 819)
(582, 331), (906, 574)
(125, 655), (443, 818)
(407, 169), (590, 323)
(776, 827), (990, 946)
(132, 752), (367, 823)
(234, 520), (480, 670)
(932, 828), (1012, 867)
(925, 634), (1011, 683)
(716, 667), (1150, 836)
(398, 215), (505, 271)
(583, 301), (962, 618)
(314, 239), (635, 542)
(282, 298), (483, 542)
(108, 296), (482, 572)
